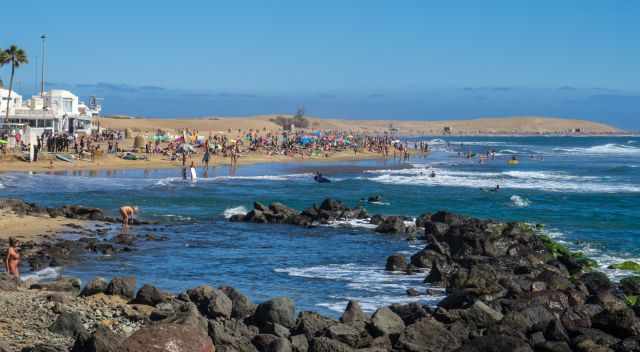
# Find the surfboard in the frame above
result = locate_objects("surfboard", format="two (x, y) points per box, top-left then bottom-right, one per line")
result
(55, 154), (74, 163)
(190, 167), (198, 180)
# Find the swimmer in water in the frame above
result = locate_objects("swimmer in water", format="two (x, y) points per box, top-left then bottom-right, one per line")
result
(430, 171), (436, 178)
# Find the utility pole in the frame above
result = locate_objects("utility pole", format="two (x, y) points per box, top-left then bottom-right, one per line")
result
(40, 34), (46, 100)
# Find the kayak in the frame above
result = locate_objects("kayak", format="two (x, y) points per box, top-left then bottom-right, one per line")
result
(55, 154), (74, 163)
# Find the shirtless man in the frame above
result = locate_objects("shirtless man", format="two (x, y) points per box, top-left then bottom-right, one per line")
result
(120, 206), (138, 229)
(5, 237), (20, 278)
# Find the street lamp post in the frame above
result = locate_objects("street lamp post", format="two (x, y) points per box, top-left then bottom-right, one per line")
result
(40, 34), (46, 102)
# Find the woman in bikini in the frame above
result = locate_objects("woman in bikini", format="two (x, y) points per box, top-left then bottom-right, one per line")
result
(5, 237), (20, 278)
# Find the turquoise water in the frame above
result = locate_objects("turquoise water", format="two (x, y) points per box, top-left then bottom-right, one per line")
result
(1, 136), (639, 316)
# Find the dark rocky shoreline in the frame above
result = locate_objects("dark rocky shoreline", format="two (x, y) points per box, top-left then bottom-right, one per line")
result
(2, 198), (640, 351)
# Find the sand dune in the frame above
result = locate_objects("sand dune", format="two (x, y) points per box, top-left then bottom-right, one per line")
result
(99, 115), (621, 135)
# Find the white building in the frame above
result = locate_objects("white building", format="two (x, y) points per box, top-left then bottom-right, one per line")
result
(0, 88), (23, 117)
(2, 88), (101, 135)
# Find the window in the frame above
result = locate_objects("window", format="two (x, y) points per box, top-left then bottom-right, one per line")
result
(63, 98), (73, 113)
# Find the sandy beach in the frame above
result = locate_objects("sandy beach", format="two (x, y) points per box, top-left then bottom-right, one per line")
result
(0, 149), (382, 173)
(0, 209), (88, 242)
(0, 115), (622, 174)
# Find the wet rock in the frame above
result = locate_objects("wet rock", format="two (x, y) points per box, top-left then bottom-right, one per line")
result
(252, 334), (279, 351)
(308, 337), (353, 352)
(370, 307), (405, 336)
(122, 323), (215, 352)
(424, 260), (449, 286)
(71, 324), (124, 352)
(293, 312), (337, 339)
(318, 199), (344, 212)
(113, 233), (136, 245)
(410, 248), (447, 268)
(385, 253), (407, 271)
(620, 276), (640, 296)
(105, 277), (136, 299)
(152, 302), (208, 335)
(580, 272), (612, 295)
(544, 319), (570, 343)
(340, 300), (368, 323)
(423, 221), (450, 238)
(290, 334), (309, 352)
(262, 322), (291, 338)
(456, 335), (533, 352)
(573, 328), (620, 348)
(389, 303), (430, 326)
(31, 277), (81, 294)
(49, 312), (87, 338)
(0, 272), (19, 291)
(186, 285), (233, 319)
(430, 211), (466, 227)
(414, 213), (431, 229)
(374, 216), (406, 234)
(253, 297), (296, 329)
(592, 307), (640, 338)
(220, 286), (257, 319)
(81, 277), (108, 296)
(133, 284), (167, 306)
(323, 323), (361, 348)
(395, 317), (460, 352)
(208, 318), (258, 351)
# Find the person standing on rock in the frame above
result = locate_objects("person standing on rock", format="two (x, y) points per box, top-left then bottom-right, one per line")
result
(5, 237), (20, 278)
(120, 206), (138, 231)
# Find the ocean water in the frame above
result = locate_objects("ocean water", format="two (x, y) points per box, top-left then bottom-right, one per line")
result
(2, 136), (639, 316)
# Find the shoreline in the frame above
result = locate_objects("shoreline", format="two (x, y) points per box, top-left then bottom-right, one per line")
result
(0, 150), (385, 174)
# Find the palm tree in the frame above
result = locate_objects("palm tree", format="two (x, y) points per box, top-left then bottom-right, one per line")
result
(0, 45), (29, 123)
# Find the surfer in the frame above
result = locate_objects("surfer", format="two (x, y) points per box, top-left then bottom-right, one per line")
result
(429, 171), (436, 178)
(119, 206), (138, 229)
(313, 172), (330, 183)
(5, 237), (20, 278)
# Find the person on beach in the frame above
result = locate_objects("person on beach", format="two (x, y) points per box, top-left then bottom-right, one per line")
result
(202, 148), (210, 170)
(5, 237), (20, 278)
(120, 206), (138, 229)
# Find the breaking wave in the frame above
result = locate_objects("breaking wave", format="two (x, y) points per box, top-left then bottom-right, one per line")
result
(554, 143), (640, 156)
(366, 167), (640, 193)
(275, 263), (443, 313)
(21, 267), (62, 283)
(510, 195), (530, 207)
(223, 206), (248, 219)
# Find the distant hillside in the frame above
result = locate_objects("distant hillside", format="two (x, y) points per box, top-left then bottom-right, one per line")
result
(99, 115), (622, 135)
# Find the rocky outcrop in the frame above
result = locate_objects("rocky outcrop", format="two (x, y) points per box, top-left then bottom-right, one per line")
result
(230, 198), (368, 227)
(0, 198), (112, 222)
(15, 208), (640, 352)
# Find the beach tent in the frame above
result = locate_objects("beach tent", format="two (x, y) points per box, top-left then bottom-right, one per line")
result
(150, 135), (169, 142)
(300, 136), (316, 145)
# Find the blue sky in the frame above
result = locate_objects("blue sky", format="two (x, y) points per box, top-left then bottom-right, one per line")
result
(1, 0), (638, 129)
